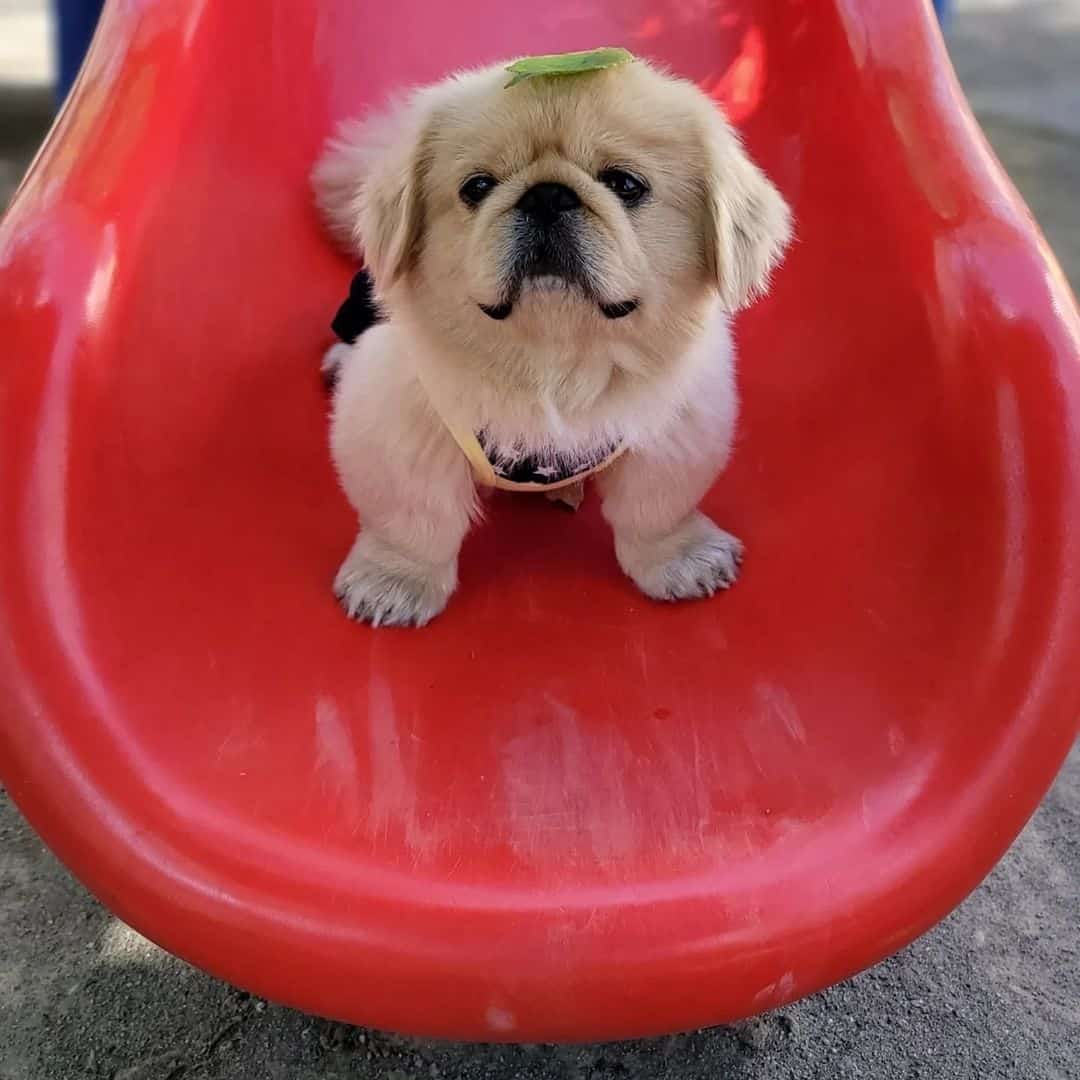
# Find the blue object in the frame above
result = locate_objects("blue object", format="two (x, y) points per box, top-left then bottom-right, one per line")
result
(54, 0), (105, 101)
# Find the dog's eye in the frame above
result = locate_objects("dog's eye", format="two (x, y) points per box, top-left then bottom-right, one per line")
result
(599, 169), (649, 206)
(460, 174), (498, 207)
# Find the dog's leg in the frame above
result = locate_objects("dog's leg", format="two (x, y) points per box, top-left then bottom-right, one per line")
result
(331, 339), (476, 627)
(596, 385), (740, 602)
(333, 460), (475, 627)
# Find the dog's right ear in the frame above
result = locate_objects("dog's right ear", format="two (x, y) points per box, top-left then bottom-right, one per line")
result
(697, 103), (792, 313)
(311, 94), (432, 287)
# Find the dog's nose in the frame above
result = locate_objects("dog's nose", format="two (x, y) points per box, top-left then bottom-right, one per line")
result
(516, 182), (581, 224)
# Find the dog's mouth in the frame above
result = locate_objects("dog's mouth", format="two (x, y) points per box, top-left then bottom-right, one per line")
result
(479, 295), (638, 321)
(479, 300), (515, 321)
(479, 296), (638, 321)
(479, 241), (638, 322)
(479, 269), (638, 322)
(598, 299), (639, 319)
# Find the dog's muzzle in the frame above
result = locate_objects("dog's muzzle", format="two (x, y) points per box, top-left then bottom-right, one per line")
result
(478, 182), (639, 321)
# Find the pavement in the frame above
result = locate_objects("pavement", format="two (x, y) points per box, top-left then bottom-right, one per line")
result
(1, 2), (1078, 1078)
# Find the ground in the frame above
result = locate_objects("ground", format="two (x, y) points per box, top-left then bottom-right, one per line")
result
(1, 1), (1078, 1077)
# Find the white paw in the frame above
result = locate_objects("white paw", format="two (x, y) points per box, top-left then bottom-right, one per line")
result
(334, 537), (456, 628)
(617, 513), (743, 602)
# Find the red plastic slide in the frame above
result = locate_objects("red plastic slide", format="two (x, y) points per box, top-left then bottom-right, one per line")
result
(1, 0), (1078, 1042)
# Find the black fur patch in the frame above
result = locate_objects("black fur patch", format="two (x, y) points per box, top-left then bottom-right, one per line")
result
(476, 432), (620, 487)
(331, 269), (382, 344)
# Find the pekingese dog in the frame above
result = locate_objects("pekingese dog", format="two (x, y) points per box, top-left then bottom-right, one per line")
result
(312, 53), (791, 627)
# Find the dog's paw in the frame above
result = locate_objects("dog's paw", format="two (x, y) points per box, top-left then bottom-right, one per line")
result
(334, 540), (455, 628)
(617, 513), (743, 602)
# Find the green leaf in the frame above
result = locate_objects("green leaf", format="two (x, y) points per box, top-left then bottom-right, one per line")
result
(505, 47), (635, 89)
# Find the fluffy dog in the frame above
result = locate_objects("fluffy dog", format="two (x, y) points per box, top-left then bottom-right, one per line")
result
(313, 54), (791, 627)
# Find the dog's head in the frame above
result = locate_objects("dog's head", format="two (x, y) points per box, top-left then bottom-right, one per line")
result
(314, 56), (790, 363)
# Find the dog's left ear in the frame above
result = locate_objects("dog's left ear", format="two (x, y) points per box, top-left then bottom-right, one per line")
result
(699, 107), (792, 312)
(312, 93), (433, 287)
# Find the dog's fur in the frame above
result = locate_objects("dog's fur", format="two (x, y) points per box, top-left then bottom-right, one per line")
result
(312, 57), (791, 626)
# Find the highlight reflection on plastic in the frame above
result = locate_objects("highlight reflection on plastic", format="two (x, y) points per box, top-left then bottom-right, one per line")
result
(1, 0), (1078, 1044)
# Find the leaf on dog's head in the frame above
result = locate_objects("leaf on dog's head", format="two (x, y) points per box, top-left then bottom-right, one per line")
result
(504, 47), (635, 89)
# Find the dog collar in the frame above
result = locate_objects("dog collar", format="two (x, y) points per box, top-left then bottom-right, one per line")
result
(440, 420), (625, 492)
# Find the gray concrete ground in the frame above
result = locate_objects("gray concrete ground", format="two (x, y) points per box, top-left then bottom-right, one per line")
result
(1, 1), (1078, 1077)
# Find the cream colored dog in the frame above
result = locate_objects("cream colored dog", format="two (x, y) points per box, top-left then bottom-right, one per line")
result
(313, 55), (791, 627)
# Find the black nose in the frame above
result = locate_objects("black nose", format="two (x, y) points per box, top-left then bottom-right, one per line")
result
(516, 182), (581, 224)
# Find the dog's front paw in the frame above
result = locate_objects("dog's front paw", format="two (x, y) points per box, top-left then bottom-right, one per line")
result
(334, 537), (456, 628)
(617, 512), (743, 602)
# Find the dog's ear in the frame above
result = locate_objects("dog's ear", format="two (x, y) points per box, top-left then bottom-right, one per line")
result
(312, 94), (432, 286)
(699, 106), (792, 312)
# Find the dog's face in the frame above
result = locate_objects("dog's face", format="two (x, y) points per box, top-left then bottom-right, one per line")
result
(316, 59), (790, 393)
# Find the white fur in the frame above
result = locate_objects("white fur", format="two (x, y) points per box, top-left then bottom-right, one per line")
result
(329, 325), (477, 627)
(327, 307), (739, 624)
(314, 58), (790, 626)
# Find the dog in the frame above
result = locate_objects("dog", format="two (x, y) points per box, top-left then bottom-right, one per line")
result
(312, 53), (791, 627)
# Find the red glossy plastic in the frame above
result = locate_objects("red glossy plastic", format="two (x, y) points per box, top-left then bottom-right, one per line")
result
(1, 0), (1078, 1043)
